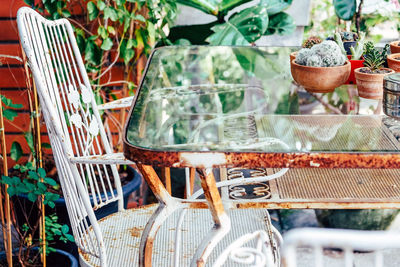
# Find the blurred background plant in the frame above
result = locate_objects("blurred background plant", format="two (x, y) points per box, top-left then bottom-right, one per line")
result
(167, 0), (296, 45)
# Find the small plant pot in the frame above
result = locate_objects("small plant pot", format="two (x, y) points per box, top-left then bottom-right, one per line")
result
(390, 41), (400, 54)
(343, 41), (356, 55)
(290, 60), (351, 93)
(387, 53), (400, 72)
(355, 67), (395, 99)
(346, 55), (365, 84)
(289, 51), (297, 63)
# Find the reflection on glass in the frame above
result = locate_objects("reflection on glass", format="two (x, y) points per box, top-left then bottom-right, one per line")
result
(126, 46), (400, 153)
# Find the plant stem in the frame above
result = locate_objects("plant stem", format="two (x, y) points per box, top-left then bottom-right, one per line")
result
(355, 0), (364, 34)
(309, 92), (343, 114)
(0, 91), (13, 266)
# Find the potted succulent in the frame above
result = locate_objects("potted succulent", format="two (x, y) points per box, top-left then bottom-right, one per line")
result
(335, 32), (366, 84)
(336, 31), (359, 55)
(290, 40), (351, 93)
(354, 42), (394, 99)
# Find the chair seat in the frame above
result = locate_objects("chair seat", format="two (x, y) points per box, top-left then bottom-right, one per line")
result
(79, 204), (271, 267)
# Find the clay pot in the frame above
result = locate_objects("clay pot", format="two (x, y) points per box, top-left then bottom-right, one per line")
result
(355, 67), (395, 99)
(387, 53), (400, 72)
(290, 60), (351, 93)
(289, 51), (297, 62)
(390, 41), (400, 54)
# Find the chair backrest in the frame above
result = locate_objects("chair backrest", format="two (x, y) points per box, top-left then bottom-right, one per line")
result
(17, 7), (123, 264)
(282, 227), (400, 267)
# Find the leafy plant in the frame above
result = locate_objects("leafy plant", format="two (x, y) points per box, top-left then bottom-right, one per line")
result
(363, 41), (389, 71)
(168, 0), (295, 45)
(334, 31), (365, 60)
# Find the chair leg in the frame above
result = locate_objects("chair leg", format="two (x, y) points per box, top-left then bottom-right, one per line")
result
(139, 203), (181, 267)
(191, 168), (231, 267)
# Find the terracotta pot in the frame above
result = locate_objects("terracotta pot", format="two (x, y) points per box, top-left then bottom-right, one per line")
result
(355, 67), (395, 99)
(346, 55), (365, 84)
(390, 41), (400, 54)
(387, 53), (400, 72)
(290, 60), (351, 93)
(289, 51), (297, 63)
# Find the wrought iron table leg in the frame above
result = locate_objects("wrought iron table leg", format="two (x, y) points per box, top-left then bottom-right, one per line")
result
(137, 164), (180, 267)
(191, 168), (231, 267)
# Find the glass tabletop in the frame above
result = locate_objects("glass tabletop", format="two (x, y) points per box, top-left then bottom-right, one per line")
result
(124, 46), (400, 168)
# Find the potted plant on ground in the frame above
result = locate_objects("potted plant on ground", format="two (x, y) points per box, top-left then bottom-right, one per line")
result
(335, 32), (366, 84)
(354, 42), (394, 99)
(290, 40), (351, 93)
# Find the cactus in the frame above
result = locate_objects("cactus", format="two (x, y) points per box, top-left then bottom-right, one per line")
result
(363, 41), (389, 71)
(334, 32), (347, 56)
(350, 32), (365, 60)
(302, 36), (322, 48)
(295, 40), (347, 67)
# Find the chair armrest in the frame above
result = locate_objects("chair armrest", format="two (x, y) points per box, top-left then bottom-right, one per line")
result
(97, 96), (134, 110)
(70, 152), (134, 165)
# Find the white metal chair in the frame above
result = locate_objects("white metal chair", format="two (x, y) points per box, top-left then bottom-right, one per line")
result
(17, 7), (287, 266)
(282, 227), (400, 267)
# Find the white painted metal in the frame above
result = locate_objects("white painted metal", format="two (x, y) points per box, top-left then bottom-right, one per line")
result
(17, 7), (288, 266)
(282, 228), (400, 267)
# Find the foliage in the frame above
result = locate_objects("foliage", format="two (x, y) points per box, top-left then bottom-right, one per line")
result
(295, 41), (347, 67)
(333, 0), (356, 21)
(363, 41), (389, 71)
(170, 0), (295, 45)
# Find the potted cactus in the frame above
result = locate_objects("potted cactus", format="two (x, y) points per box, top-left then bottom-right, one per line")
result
(355, 42), (394, 99)
(335, 32), (366, 84)
(290, 36), (323, 62)
(290, 40), (351, 93)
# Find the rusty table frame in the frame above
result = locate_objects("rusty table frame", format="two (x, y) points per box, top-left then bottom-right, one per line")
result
(123, 46), (400, 267)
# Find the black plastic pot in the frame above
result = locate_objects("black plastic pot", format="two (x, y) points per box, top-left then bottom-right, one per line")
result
(343, 41), (356, 55)
(12, 165), (141, 259)
(0, 247), (78, 267)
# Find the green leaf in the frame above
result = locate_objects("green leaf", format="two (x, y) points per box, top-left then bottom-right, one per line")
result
(61, 224), (69, 234)
(24, 0), (34, 5)
(134, 14), (146, 22)
(1, 95), (23, 108)
(7, 187), (16, 197)
(2, 108), (18, 121)
(65, 234), (75, 242)
(10, 142), (22, 162)
(207, 6), (269, 45)
(28, 171), (39, 180)
(38, 167), (46, 178)
(97, 0), (106, 11)
(97, 26), (108, 39)
(44, 177), (57, 186)
(37, 182), (47, 192)
(333, 0), (356, 21)
(176, 0), (252, 15)
(25, 132), (34, 153)
(101, 37), (113, 51)
(85, 39), (101, 66)
(104, 7), (118, 22)
(127, 39), (137, 49)
(87, 2), (99, 21)
(48, 202), (55, 208)
(265, 12), (295, 35)
(261, 0), (292, 15)
(61, 9), (71, 18)
(27, 192), (37, 202)
(42, 142), (52, 149)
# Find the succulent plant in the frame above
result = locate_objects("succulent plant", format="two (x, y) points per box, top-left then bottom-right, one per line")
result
(334, 31), (366, 60)
(302, 36), (322, 48)
(363, 42), (389, 71)
(295, 40), (347, 67)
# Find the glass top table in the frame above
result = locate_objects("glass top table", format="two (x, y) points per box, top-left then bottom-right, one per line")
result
(123, 46), (400, 266)
(124, 46), (400, 169)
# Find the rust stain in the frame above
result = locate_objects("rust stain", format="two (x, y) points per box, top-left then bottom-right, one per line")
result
(124, 144), (400, 169)
(129, 226), (144, 238)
